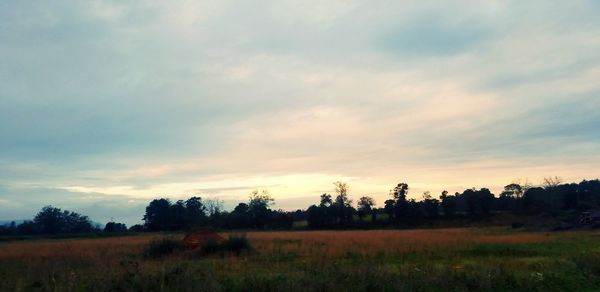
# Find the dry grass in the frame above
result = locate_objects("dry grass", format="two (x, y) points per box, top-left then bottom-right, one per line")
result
(0, 228), (557, 261)
(242, 228), (555, 257)
(0, 234), (159, 260)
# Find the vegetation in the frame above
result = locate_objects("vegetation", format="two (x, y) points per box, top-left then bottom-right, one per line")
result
(0, 206), (96, 235)
(2, 178), (600, 236)
(1, 228), (600, 291)
(194, 234), (252, 257)
(144, 237), (184, 259)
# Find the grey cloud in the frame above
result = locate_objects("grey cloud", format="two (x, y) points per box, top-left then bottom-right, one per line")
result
(1, 1), (600, 220)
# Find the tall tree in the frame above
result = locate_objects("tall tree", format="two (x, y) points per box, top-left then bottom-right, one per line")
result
(185, 196), (207, 228)
(248, 189), (274, 228)
(143, 199), (172, 231)
(391, 183), (410, 222)
(333, 181), (353, 225)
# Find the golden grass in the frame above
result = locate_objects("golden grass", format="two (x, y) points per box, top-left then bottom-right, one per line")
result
(0, 234), (159, 260)
(240, 228), (555, 258)
(0, 228), (563, 261)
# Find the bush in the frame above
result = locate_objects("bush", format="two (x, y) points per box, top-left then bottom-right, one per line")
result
(224, 234), (251, 255)
(200, 239), (221, 255)
(144, 237), (183, 259)
(192, 235), (252, 257)
(511, 222), (524, 229)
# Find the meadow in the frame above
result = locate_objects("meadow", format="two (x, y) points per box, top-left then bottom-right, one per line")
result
(1, 228), (600, 291)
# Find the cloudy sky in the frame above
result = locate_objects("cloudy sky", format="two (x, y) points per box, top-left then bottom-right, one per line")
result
(1, 1), (599, 225)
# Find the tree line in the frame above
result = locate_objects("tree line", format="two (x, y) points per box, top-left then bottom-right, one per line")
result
(2, 177), (600, 235)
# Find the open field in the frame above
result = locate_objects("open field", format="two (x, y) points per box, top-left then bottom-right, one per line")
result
(1, 228), (600, 291)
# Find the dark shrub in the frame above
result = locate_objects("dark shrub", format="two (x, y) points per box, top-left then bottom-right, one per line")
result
(144, 237), (182, 259)
(511, 222), (524, 229)
(190, 235), (251, 258)
(224, 234), (251, 255)
(200, 239), (221, 255)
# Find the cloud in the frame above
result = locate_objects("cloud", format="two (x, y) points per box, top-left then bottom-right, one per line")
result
(1, 1), (599, 221)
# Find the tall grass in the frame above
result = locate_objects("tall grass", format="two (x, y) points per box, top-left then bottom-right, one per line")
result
(1, 228), (599, 291)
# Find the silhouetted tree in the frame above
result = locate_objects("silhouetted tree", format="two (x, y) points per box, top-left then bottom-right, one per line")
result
(104, 222), (127, 232)
(357, 196), (375, 222)
(22, 177), (600, 234)
(460, 188), (494, 218)
(143, 199), (172, 231)
(185, 196), (207, 228)
(307, 205), (328, 229)
(543, 176), (563, 188)
(422, 191), (439, 218)
(478, 188), (494, 216)
(129, 224), (145, 232)
(384, 199), (395, 222)
(522, 187), (562, 213)
(439, 190), (456, 218)
(34, 206), (63, 233)
(333, 181), (353, 226)
(33, 206), (93, 234)
(391, 183), (410, 223)
(225, 203), (253, 229)
(498, 184), (522, 211)
(320, 193), (333, 207)
(578, 179), (600, 208)
(170, 200), (187, 230)
(205, 198), (224, 216)
(501, 184), (524, 199)
(248, 189), (274, 228)
(272, 210), (294, 229)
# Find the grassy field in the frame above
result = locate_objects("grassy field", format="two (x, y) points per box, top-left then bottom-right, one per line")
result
(1, 228), (600, 291)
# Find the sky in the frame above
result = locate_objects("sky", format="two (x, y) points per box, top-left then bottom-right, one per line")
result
(1, 1), (599, 225)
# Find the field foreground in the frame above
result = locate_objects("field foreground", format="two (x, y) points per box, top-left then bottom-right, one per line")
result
(1, 228), (599, 291)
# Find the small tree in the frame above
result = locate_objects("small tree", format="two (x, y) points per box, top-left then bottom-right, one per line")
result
(543, 176), (563, 189)
(104, 222), (127, 232)
(357, 196), (375, 222)
(320, 193), (333, 207)
(501, 184), (523, 199)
